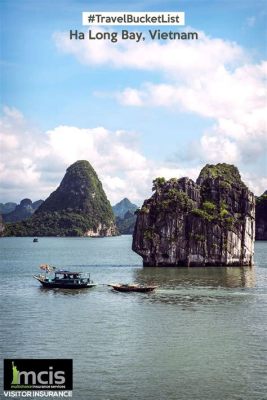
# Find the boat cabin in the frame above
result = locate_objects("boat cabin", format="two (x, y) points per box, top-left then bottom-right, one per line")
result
(54, 270), (91, 284)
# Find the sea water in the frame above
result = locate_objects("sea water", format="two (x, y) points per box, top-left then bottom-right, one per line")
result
(0, 236), (266, 400)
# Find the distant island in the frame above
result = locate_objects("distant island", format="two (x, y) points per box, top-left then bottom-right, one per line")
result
(3, 160), (117, 237)
(112, 198), (138, 234)
(133, 163), (255, 267)
(255, 191), (267, 240)
(0, 202), (17, 214)
(0, 161), (266, 244)
(1, 199), (43, 223)
(0, 215), (4, 236)
(0, 196), (138, 235)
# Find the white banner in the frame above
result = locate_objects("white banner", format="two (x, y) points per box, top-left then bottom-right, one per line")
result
(82, 12), (185, 26)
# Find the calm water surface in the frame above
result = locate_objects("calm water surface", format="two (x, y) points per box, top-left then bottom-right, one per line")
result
(0, 236), (266, 400)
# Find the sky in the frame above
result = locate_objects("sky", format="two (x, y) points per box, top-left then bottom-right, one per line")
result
(0, 0), (266, 205)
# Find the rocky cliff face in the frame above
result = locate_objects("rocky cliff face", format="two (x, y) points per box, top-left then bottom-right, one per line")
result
(255, 191), (267, 240)
(5, 160), (117, 237)
(133, 164), (255, 267)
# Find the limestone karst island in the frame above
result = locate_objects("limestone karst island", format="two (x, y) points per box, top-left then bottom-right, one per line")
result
(133, 164), (255, 267)
(3, 160), (117, 237)
(1, 160), (266, 268)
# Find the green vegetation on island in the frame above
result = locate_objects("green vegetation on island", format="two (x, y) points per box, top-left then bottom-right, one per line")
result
(133, 163), (255, 267)
(4, 160), (117, 237)
(197, 163), (247, 188)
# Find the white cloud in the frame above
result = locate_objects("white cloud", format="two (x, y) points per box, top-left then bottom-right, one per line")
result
(0, 107), (265, 205)
(117, 88), (144, 106)
(54, 27), (267, 173)
(54, 28), (245, 77)
(0, 107), (198, 204)
(2, 27), (266, 204)
(2, 106), (24, 122)
(242, 173), (267, 197)
(116, 62), (267, 164)
(199, 135), (240, 164)
(0, 108), (45, 200)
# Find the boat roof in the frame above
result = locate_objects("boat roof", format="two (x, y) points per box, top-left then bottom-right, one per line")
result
(55, 270), (83, 275)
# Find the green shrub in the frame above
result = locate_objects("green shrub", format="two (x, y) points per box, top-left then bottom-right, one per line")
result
(202, 201), (216, 214)
(191, 208), (213, 221)
(220, 209), (229, 218)
(152, 177), (166, 191)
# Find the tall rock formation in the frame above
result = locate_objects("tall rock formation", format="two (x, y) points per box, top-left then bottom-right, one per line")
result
(133, 164), (255, 267)
(5, 160), (117, 237)
(255, 191), (267, 240)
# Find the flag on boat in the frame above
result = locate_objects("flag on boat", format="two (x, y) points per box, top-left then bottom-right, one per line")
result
(39, 264), (56, 272)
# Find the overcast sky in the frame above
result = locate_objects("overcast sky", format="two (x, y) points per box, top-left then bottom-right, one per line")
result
(0, 0), (266, 205)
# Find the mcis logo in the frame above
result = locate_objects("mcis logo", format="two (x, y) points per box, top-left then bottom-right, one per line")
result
(4, 359), (73, 390)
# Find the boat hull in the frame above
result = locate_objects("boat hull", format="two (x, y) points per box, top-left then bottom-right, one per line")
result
(110, 285), (156, 293)
(33, 276), (96, 289)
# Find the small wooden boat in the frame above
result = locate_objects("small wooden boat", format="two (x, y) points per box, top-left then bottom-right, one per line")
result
(33, 266), (96, 289)
(109, 284), (157, 293)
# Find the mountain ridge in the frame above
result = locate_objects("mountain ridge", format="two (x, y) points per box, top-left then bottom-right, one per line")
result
(112, 198), (138, 234)
(3, 199), (43, 223)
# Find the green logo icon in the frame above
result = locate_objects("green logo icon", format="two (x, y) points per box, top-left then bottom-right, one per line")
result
(11, 361), (20, 385)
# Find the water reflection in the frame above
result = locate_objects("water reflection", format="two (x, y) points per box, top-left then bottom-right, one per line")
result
(38, 286), (97, 296)
(132, 267), (256, 307)
(133, 266), (256, 289)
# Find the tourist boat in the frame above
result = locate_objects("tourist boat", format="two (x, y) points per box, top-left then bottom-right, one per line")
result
(109, 283), (157, 293)
(33, 265), (96, 289)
